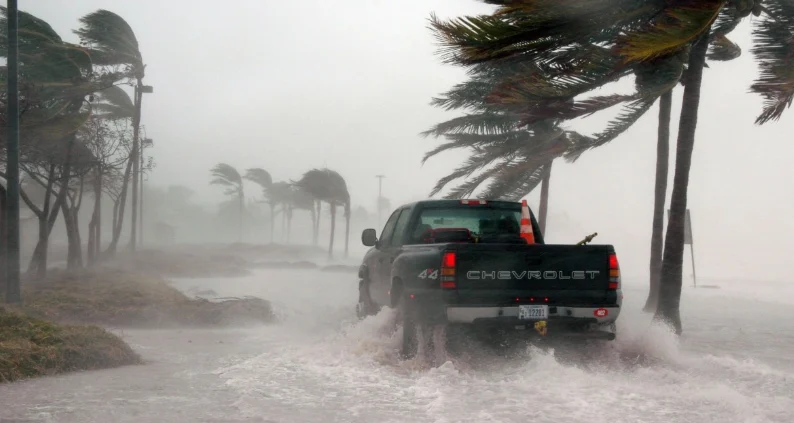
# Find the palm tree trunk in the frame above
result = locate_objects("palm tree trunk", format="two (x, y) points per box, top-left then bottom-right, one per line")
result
(310, 203), (317, 245)
(644, 89), (673, 313)
(654, 33), (710, 335)
(344, 205), (350, 259)
(269, 203), (276, 243)
(107, 153), (134, 255)
(95, 167), (102, 260)
(328, 202), (336, 260)
(0, 184), (7, 297)
(315, 201), (321, 245)
(538, 160), (553, 234)
(238, 189), (244, 243)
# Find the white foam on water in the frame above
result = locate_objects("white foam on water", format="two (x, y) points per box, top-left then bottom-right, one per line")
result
(206, 268), (794, 423)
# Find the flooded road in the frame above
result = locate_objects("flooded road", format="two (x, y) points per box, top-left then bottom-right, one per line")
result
(1, 269), (792, 423)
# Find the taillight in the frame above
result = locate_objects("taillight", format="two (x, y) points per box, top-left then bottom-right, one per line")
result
(459, 199), (487, 205)
(608, 253), (620, 290)
(441, 251), (456, 289)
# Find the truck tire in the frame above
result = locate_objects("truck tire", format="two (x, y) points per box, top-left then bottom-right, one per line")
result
(397, 295), (418, 359)
(356, 279), (380, 320)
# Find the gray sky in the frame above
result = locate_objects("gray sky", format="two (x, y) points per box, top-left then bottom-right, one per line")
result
(28, 0), (794, 282)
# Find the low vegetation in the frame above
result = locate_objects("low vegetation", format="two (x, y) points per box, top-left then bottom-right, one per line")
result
(11, 269), (275, 328)
(0, 308), (142, 383)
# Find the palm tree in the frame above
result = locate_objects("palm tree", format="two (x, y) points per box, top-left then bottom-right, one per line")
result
(295, 168), (351, 259)
(210, 163), (244, 242)
(75, 9), (147, 251)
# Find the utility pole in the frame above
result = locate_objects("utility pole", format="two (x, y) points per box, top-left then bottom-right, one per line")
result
(5, 0), (21, 303)
(129, 84), (152, 252)
(139, 138), (153, 246)
(375, 175), (385, 227)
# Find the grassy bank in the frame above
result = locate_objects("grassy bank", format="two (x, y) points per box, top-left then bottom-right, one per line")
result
(0, 308), (142, 383)
(12, 268), (275, 328)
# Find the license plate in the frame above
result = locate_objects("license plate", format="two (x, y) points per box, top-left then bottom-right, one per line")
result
(518, 305), (548, 320)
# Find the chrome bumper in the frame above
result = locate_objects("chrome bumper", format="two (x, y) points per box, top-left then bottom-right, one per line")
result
(445, 305), (620, 324)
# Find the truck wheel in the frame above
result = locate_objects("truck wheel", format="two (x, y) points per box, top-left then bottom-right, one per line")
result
(397, 295), (418, 359)
(356, 279), (380, 320)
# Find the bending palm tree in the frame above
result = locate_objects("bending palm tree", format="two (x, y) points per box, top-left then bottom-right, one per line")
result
(75, 9), (147, 251)
(295, 168), (351, 259)
(210, 163), (244, 242)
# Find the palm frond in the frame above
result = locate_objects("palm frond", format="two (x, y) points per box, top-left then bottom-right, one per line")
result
(707, 32), (741, 61)
(244, 168), (273, 189)
(209, 163), (242, 187)
(74, 9), (143, 75)
(420, 112), (520, 138)
(749, 0), (794, 124)
(615, 0), (725, 64)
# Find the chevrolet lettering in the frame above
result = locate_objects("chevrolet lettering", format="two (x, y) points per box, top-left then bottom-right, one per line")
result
(465, 270), (600, 280)
(355, 199), (623, 361)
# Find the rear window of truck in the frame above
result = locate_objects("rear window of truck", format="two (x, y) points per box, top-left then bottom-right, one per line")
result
(408, 207), (523, 244)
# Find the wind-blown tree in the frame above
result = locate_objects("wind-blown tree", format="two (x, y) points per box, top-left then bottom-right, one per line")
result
(295, 168), (351, 258)
(210, 164), (245, 242)
(427, 0), (792, 333)
(81, 114), (128, 264)
(75, 9), (148, 251)
(0, 7), (120, 277)
(91, 85), (134, 256)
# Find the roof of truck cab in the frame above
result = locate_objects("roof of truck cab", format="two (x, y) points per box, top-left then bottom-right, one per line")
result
(407, 199), (522, 208)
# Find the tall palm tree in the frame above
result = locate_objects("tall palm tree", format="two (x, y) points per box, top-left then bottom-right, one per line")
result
(210, 163), (244, 242)
(295, 168), (350, 259)
(243, 168), (273, 241)
(75, 9), (147, 251)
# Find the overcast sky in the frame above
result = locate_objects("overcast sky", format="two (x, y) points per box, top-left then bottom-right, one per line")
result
(27, 0), (794, 282)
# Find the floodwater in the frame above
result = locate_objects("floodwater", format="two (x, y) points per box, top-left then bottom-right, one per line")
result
(1, 268), (792, 423)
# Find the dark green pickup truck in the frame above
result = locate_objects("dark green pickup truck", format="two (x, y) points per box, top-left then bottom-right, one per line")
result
(356, 199), (622, 359)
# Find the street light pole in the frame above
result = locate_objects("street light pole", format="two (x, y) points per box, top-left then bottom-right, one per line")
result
(129, 84), (152, 252)
(5, 0), (21, 303)
(139, 138), (152, 246)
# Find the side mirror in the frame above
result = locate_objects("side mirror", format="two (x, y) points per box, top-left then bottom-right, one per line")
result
(362, 228), (378, 247)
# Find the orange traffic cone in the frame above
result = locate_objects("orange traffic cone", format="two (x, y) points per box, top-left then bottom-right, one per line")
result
(520, 200), (535, 244)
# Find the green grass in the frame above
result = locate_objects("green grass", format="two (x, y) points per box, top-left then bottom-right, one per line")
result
(0, 307), (142, 383)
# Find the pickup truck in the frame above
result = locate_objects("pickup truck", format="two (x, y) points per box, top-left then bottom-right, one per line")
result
(356, 199), (622, 359)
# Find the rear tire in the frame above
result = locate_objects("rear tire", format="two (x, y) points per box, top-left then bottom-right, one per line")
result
(397, 295), (418, 359)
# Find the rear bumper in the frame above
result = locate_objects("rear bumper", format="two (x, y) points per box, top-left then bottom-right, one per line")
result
(446, 305), (619, 324)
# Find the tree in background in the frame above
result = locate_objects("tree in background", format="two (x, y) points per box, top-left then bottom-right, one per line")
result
(210, 164), (245, 242)
(295, 168), (351, 259)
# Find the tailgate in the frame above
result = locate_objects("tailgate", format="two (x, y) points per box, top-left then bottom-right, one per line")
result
(453, 244), (612, 292)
